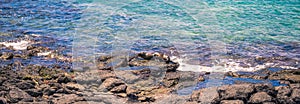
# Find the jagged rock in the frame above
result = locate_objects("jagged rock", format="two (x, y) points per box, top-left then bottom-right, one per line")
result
(0, 97), (7, 104)
(248, 92), (273, 103)
(43, 87), (56, 95)
(56, 88), (73, 94)
(275, 86), (292, 99)
(218, 84), (254, 100)
(220, 100), (244, 104)
(291, 89), (300, 103)
(1, 52), (13, 59)
(7, 87), (31, 103)
(25, 89), (43, 97)
(99, 78), (124, 91)
(253, 84), (276, 96)
(191, 87), (219, 104)
(57, 75), (72, 83)
(268, 70), (300, 83)
(110, 84), (127, 93)
(16, 81), (35, 90)
(65, 83), (85, 91)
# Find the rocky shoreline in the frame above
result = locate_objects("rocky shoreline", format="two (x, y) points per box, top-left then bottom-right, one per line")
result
(0, 37), (299, 104)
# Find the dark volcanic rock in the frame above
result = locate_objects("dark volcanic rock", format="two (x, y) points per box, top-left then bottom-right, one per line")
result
(43, 87), (56, 95)
(253, 84), (276, 96)
(25, 89), (43, 97)
(57, 76), (72, 83)
(16, 81), (35, 90)
(248, 92), (273, 103)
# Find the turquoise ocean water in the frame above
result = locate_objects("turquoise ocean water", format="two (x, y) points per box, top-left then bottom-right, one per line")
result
(0, 0), (299, 70)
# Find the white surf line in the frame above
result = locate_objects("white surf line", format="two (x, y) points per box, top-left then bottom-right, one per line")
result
(0, 40), (32, 50)
(173, 56), (298, 72)
(37, 51), (52, 56)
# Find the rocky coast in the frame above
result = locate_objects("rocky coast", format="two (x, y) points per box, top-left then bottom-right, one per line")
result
(0, 36), (299, 104)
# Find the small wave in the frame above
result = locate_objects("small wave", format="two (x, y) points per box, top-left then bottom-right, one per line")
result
(172, 56), (298, 72)
(0, 40), (32, 50)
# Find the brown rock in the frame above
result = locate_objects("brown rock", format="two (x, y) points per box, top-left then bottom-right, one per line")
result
(197, 76), (205, 82)
(99, 78), (124, 91)
(191, 87), (219, 103)
(116, 93), (127, 98)
(65, 83), (85, 91)
(110, 84), (127, 93)
(220, 100), (244, 104)
(226, 71), (239, 77)
(248, 92), (273, 103)
(98, 70), (116, 80)
(16, 81), (35, 90)
(1, 52), (13, 59)
(268, 70), (300, 83)
(51, 94), (83, 104)
(25, 89), (43, 97)
(0, 97), (7, 104)
(132, 68), (151, 75)
(291, 89), (300, 102)
(57, 76), (72, 83)
(218, 84), (254, 100)
(275, 86), (291, 99)
(138, 96), (155, 102)
(7, 87), (31, 103)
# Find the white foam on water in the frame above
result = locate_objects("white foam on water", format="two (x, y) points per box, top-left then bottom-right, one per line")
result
(172, 56), (298, 72)
(0, 40), (31, 50)
(37, 51), (52, 56)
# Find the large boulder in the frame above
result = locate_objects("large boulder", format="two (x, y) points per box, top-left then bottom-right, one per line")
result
(218, 84), (254, 100)
(248, 92), (273, 103)
(7, 87), (32, 103)
(191, 87), (219, 104)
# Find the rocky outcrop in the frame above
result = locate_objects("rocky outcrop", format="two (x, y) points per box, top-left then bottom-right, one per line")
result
(248, 92), (273, 103)
(188, 83), (300, 104)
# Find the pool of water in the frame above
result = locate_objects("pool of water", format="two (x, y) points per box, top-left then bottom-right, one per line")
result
(177, 76), (285, 95)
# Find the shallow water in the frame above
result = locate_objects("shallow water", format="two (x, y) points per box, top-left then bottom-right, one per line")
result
(0, 0), (299, 71)
(177, 76), (284, 95)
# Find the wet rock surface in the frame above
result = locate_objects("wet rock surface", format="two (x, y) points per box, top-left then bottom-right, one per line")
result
(0, 36), (299, 103)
